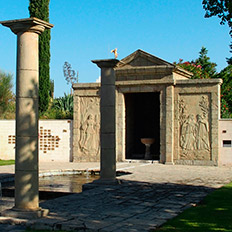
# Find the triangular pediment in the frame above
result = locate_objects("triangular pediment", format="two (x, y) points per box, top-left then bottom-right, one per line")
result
(116, 49), (174, 68)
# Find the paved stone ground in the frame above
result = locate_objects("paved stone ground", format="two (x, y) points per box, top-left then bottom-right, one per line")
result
(0, 162), (232, 231)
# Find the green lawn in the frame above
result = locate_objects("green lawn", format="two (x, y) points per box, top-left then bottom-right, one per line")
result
(155, 182), (232, 232)
(0, 159), (15, 166)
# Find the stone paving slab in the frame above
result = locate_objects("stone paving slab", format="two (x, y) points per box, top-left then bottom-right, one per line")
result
(0, 162), (232, 231)
(25, 181), (215, 231)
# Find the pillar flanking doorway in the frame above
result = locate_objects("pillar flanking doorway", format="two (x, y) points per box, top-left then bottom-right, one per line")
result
(125, 92), (160, 160)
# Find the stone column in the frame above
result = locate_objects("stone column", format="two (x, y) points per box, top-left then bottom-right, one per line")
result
(165, 85), (174, 164)
(92, 59), (119, 180)
(0, 18), (53, 216)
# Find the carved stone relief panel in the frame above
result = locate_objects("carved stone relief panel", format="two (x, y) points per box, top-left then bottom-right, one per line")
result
(178, 94), (211, 160)
(78, 97), (100, 161)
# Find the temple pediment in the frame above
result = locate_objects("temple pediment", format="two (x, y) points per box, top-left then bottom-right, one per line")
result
(116, 49), (174, 69)
(115, 49), (192, 80)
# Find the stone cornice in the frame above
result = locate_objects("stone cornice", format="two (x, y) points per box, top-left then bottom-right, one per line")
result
(173, 67), (193, 78)
(115, 65), (174, 76)
(176, 78), (223, 85)
(72, 83), (100, 90)
(116, 79), (175, 86)
(0, 17), (53, 35)
(92, 59), (119, 68)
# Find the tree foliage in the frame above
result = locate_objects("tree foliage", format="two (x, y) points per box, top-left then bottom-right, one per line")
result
(175, 47), (217, 79)
(195, 47), (217, 77)
(0, 70), (15, 118)
(215, 65), (232, 117)
(49, 79), (54, 98)
(40, 93), (73, 119)
(29, 0), (51, 112)
(203, 0), (232, 29)
(175, 47), (232, 118)
(53, 93), (73, 113)
(202, 0), (232, 63)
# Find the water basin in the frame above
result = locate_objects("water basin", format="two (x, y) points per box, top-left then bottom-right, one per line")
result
(1, 174), (100, 200)
(39, 174), (99, 193)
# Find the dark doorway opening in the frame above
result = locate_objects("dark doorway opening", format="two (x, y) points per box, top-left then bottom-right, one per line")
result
(125, 92), (160, 160)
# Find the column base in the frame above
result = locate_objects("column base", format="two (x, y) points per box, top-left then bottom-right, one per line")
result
(93, 178), (122, 185)
(83, 178), (121, 191)
(1, 207), (49, 219)
(165, 162), (174, 165)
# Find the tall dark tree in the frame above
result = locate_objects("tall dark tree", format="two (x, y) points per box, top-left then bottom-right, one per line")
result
(29, 0), (51, 112)
(202, 0), (232, 63)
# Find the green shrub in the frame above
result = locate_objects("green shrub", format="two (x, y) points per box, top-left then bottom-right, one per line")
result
(39, 93), (73, 119)
(0, 70), (15, 119)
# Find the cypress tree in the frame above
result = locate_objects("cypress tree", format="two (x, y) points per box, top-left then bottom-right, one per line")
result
(29, 0), (51, 113)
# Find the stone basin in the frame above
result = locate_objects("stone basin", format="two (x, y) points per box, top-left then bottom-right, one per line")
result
(141, 138), (155, 145)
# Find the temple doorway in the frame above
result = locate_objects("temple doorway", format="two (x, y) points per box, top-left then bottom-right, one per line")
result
(125, 92), (160, 160)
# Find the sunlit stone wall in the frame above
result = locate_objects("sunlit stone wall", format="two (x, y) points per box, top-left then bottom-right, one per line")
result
(0, 120), (72, 162)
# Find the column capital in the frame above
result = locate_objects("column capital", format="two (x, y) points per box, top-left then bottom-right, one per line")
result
(92, 59), (119, 69)
(0, 17), (53, 35)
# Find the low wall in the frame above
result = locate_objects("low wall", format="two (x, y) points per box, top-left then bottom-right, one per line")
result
(219, 119), (232, 166)
(1, 119), (231, 165)
(0, 120), (73, 162)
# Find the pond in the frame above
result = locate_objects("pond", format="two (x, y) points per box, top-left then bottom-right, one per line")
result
(39, 174), (99, 193)
(1, 174), (100, 200)
(2, 171), (129, 199)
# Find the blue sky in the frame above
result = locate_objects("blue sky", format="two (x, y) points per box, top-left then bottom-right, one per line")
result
(0, 0), (230, 97)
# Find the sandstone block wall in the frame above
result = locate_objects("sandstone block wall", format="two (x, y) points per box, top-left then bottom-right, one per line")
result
(174, 80), (221, 166)
(73, 83), (101, 162)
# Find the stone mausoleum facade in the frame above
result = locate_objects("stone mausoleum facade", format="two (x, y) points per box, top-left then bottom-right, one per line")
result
(73, 50), (222, 166)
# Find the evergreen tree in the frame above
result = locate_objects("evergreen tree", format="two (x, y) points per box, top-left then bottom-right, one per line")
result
(195, 47), (217, 77)
(29, 0), (51, 112)
(175, 47), (217, 79)
(175, 47), (231, 118)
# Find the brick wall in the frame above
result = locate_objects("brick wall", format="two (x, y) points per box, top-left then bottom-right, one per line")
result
(0, 120), (72, 162)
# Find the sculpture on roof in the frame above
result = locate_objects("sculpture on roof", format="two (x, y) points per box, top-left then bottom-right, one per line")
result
(111, 48), (118, 59)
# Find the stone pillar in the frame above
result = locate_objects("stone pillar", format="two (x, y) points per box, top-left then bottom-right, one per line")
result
(0, 18), (53, 216)
(92, 59), (119, 180)
(165, 85), (174, 164)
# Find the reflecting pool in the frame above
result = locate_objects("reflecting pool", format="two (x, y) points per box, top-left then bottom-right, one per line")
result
(39, 174), (99, 193)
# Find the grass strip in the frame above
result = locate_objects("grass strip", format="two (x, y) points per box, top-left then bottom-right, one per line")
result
(155, 182), (232, 232)
(0, 159), (15, 166)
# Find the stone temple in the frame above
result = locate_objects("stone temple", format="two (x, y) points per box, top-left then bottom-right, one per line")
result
(73, 49), (222, 166)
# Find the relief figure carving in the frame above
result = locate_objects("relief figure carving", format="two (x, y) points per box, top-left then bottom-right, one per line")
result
(196, 114), (210, 150)
(180, 114), (197, 150)
(77, 97), (100, 160)
(178, 95), (211, 160)
(79, 114), (100, 154)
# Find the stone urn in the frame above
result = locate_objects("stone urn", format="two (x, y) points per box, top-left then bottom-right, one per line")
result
(141, 138), (155, 160)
